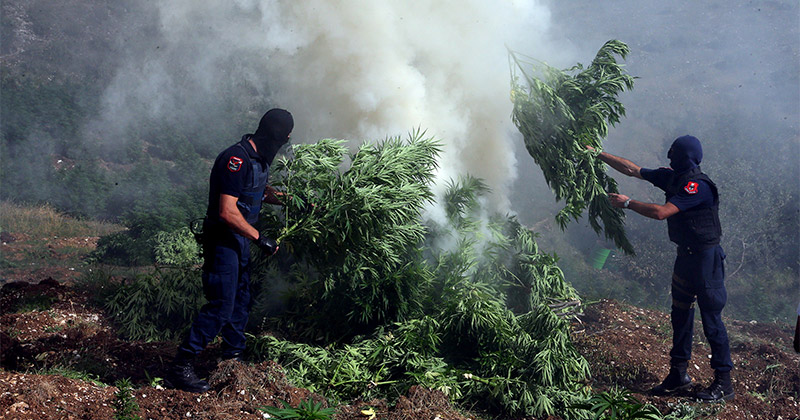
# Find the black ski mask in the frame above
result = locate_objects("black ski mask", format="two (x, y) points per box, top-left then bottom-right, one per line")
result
(667, 135), (703, 174)
(250, 109), (293, 166)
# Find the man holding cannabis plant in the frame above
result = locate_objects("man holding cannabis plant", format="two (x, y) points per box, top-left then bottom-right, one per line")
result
(591, 135), (734, 402)
(166, 109), (292, 393)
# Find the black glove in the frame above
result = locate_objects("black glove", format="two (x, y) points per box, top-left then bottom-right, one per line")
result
(254, 234), (278, 256)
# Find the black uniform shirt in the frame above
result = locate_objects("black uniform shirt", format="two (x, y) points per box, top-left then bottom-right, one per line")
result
(207, 136), (261, 221)
(640, 167), (714, 212)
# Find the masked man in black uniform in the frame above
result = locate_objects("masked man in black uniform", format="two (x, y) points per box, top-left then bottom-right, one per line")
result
(167, 109), (293, 393)
(591, 135), (734, 401)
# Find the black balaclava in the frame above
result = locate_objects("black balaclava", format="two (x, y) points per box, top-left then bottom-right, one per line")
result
(250, 108), (293, 165)
(667, 135), (703, 174)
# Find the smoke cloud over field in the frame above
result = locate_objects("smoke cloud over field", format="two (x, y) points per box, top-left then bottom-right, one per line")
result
(2, 0), (796, 322)
(96, 0), (570, 212)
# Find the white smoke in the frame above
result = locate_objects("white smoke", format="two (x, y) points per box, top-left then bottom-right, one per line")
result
(97, 0), (574, 215)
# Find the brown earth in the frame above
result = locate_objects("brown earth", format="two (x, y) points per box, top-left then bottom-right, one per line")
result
(0, 279), (798, 420)
(0, 279), (474, 420)
(574, 300), (799, 419)
(1, 233), (100, 284)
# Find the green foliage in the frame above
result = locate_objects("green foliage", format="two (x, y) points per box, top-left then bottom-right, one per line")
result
(113, 378), (142, 420)
(573, 388), (663, 420)
(421, 184), (588, 416)
(153, 227), (202, 266)
(0, 72), (89, 148)
(660, 401), (721, 420)
(250, 165), (589, 417)
(9, 295), (57, 313)
(510, 40), (636, 255)
(40, 366), (107, 387)
(103, 266), (204, 341)
(92, 197), (204, 266)
(257, 132), (440, 341)
(259, 398), (336, 420)
(87, 133), (590, 418)
(248, 319), (456, 403)
(92, 231), (152, 266)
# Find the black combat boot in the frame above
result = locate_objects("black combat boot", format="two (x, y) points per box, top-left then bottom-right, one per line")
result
(696, 370), (734, 402)
(166, 354), (210, 393)
(650, 363), (692, 396)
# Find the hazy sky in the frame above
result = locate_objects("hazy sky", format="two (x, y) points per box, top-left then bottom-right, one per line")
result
(513, 0), (799, 222)
(92, 0), (798, 224)
(95, 0), (571, 219)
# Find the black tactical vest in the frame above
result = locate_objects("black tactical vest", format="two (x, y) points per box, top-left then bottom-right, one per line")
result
(665, 166), (722, 247)
(204, 141), (270, 243)
(232, 143), (270, 225)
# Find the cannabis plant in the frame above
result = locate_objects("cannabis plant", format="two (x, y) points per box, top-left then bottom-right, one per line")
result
(153, 227), (201, 266)
(104, 265), (204, 341)
(255, 131), (440, 341)
(113, 378), (142, 420)
(259, 398), (337, 420)
(573, 387), (663, 420)
(250, 172), (590, 418)
(510, 39), (636, 254)
(424, 177), (589, 417)
(99, 130), (593, 418)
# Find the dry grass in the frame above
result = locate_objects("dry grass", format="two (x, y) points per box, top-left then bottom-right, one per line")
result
(0, 201), (122, 239)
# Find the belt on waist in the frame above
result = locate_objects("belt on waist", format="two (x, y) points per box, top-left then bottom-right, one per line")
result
(676, 243), (717, 256)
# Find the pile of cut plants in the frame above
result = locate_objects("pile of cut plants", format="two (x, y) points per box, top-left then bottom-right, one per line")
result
(98, 130), (591, 418)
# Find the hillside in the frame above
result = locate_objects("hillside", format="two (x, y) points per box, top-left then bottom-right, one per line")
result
(0, 212), (798, 420)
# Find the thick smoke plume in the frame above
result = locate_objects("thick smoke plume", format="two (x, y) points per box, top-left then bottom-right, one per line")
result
(97, 0), (567, 214)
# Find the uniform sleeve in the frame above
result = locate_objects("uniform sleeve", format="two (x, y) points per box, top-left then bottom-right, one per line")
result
(667, 179), (713, 211)
(796, 301), (800, 316)
(213, 148), (249, 198)
(640, 167), (673, 191)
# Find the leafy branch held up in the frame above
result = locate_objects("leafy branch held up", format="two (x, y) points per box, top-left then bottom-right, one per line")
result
(509, 39), (636, 255)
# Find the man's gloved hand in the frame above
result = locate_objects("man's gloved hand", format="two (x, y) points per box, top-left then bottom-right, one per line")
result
(254, 234), (278, 256)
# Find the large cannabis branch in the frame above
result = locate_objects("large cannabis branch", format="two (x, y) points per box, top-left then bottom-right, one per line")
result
(509, 39), (636, 255)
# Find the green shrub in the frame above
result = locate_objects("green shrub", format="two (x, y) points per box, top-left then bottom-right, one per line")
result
(153, 227), (202, 266)
(256, 132), (440, 341)
(103, 266), (204, 341)
(248, 142), (589, 417)
(95, 133), (590, 417)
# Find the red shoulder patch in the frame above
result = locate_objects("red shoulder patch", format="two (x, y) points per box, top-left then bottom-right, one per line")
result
(684, 181), (698, 194)
(227, 156), (243, 172)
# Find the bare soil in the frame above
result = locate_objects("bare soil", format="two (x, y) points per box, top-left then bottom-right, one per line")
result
(575, 300), (799, 419)
(0, 279), (798, 420)
(0, 279), (800, 420)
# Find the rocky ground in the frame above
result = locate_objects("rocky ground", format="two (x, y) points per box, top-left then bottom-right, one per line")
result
(0, 278), (798, 420)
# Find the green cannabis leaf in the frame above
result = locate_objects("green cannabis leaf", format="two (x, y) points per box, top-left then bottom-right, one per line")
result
(509, 39), (636, 255)
(259, 398), (336, 420)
